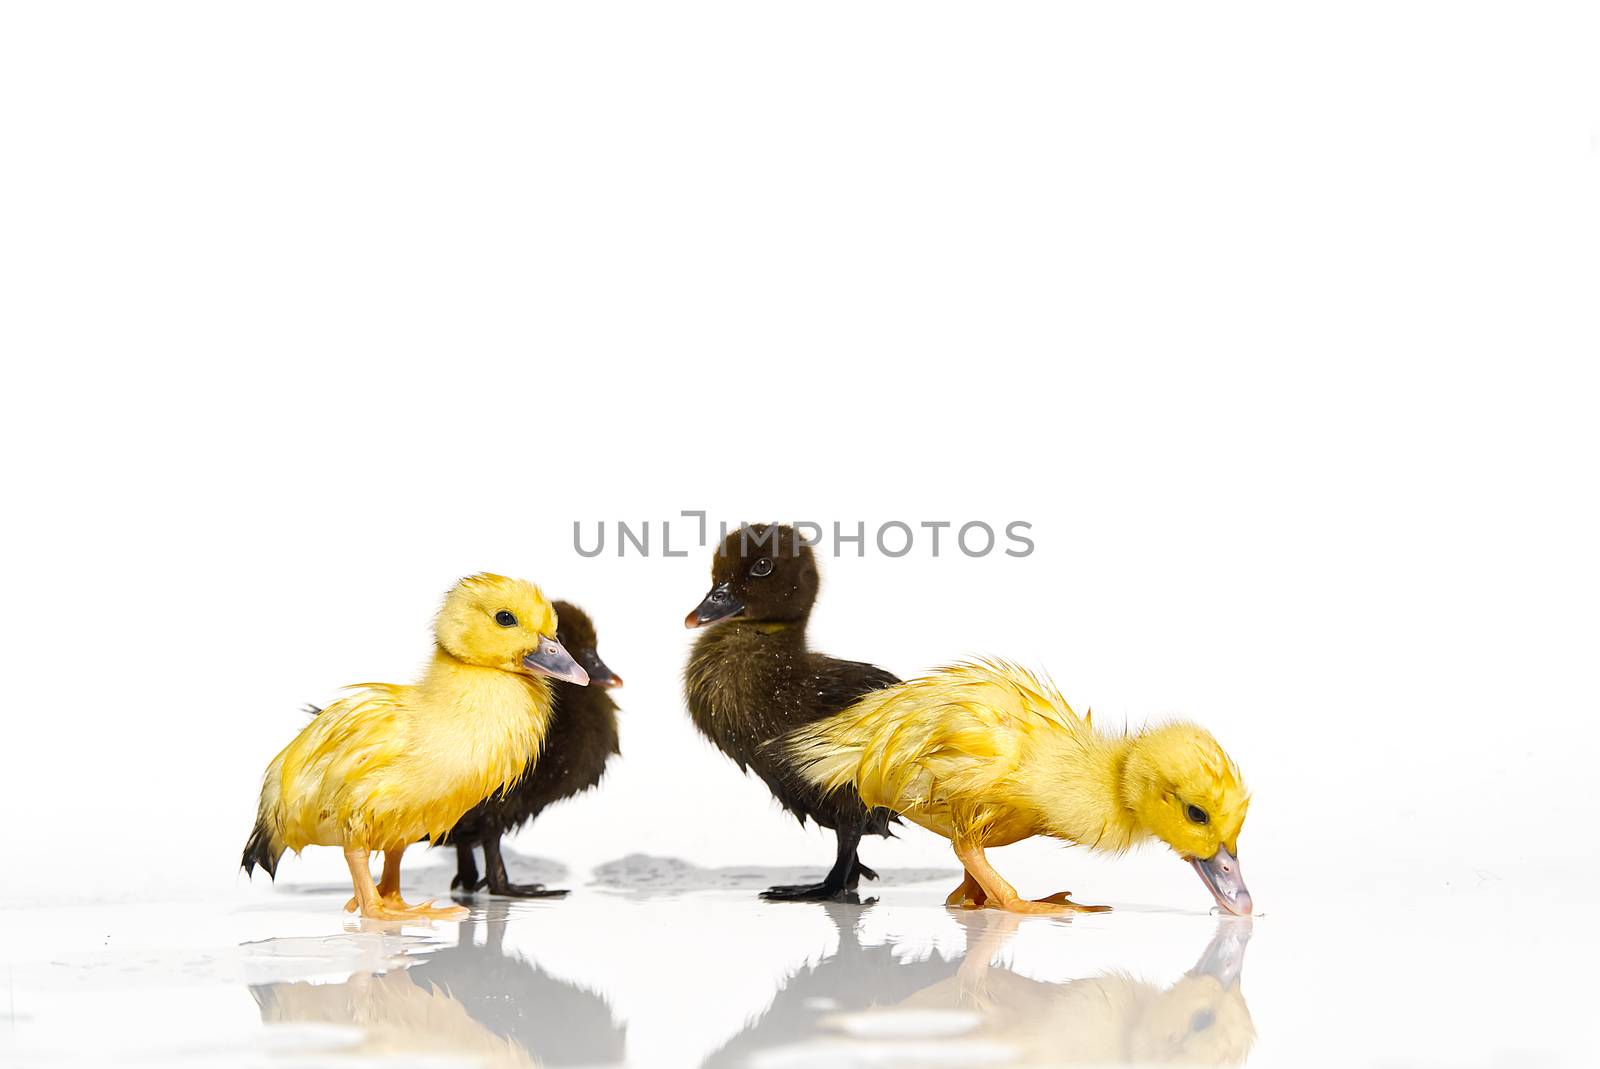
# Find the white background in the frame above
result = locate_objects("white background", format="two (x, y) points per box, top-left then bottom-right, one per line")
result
(3, 0), (1597, 936)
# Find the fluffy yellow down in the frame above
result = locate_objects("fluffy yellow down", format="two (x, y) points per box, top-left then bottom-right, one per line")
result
(262, 660), (552, 853)
(251, 573), (561, 860)
(789, 658), (1248, 860)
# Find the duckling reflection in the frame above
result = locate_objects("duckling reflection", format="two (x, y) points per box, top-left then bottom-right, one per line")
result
(410, 907), (625, 1066)
(249, 906), (624, 1067)
(896, 914), (1254, 1066)
(252, 966), (536, 1067)
(703, 902), (964, 1067)
(710, 910), (1254, 1067)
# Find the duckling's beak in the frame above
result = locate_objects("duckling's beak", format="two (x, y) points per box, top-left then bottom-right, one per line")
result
(580, 650), (623, 689)
(522, 636), (590, 685)
(1190, 844), (1253, 916)
(685, 582), (744, 627)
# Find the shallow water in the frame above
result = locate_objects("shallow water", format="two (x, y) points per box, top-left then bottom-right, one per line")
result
(3, 860), (1593, 1068)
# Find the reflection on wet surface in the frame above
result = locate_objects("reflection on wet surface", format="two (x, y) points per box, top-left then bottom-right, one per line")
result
(9, 857), (1593, 1066)
(249, 904), (625, 1067)
(709, 906), (1253, 1067)
(0, 859), (1282, 1067)
(591, 852), (960, 899)
(231, 872), (1251, 1068)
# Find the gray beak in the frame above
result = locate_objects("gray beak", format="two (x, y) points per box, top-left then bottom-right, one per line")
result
(1190, 844), (1253, 916)
(522, 636), (589, 685)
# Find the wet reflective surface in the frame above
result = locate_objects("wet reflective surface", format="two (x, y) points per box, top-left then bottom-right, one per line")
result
(248, 907), (626, 1067)
(702, 907), (1253, 1068)
(3, 858), (1595, 1067)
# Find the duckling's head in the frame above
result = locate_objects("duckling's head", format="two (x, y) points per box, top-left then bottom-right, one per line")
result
(685, 523), (819, 628)
(435, 574), (589, 685)
(1122, 723), (1253, 915)
(552, 600), (622, 688)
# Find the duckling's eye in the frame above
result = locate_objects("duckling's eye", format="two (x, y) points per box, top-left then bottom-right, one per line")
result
(1190, 1008), (1215, 1033)
(750, 557), (774, 578)
(494, 610), (518, 628)
(1185, 803), (1210, 825)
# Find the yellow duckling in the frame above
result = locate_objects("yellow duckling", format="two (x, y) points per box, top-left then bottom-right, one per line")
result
(787, 659), (1252, 916)
(241, 573), (589, 920)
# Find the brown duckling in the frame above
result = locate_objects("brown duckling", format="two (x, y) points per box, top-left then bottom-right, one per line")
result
(684, 523), (900, 901)
(445, 601), (623, 897)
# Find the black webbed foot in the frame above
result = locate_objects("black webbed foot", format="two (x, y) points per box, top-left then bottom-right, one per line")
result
(451, 842), (481, 893)
(473, 833), (567, 898)
(842, 856), (878, 890)
(485, 881), (570, 899)
(760, 881), (862, 903)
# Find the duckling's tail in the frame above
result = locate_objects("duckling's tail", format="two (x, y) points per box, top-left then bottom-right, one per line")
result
(241, 756), (287, 880)
(241, 817), (282, 879)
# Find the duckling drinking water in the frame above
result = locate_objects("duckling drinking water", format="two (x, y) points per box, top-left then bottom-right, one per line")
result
(684, 523), (900, 901)
(445, 601), (623, 897)
(241, 573), (588, 920)
(788, 659), (1253, 915)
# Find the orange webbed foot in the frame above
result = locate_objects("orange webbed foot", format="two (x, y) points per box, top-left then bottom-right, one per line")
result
(945, 873), (989, 910)
(1003, 891), (1110, 915)
(345, 894), (468, 921)
(393, 898), (469, 920)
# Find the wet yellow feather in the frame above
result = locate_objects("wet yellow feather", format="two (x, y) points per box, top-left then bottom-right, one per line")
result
(250, 574), (564, 863)
(789, 659), (1250, 863)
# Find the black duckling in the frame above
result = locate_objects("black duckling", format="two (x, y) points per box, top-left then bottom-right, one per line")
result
(446, 600), (623, 897)
(684, 523), (900, 901)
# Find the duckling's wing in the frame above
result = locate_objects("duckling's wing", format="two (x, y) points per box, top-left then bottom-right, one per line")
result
(806, 656), (901, 720)
(790, 660), (1075, 819)
(276, 685), (412, 847)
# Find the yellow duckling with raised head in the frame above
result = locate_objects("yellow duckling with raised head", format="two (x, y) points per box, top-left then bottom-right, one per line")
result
(241, 573), (589, 920)
(787, 659), (1253, 916)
